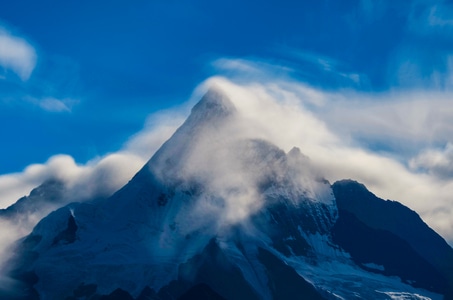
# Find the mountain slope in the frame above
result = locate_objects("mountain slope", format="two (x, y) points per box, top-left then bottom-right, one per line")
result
(4, 88), (450, 300)
(0, 179), (66, 220)
(333, 180), (453, 297)
(0, 179), (68, 276)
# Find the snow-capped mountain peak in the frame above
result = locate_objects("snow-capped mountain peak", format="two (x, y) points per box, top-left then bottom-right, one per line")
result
(189, 87), (237, 121)
(3, 88), (452, 300)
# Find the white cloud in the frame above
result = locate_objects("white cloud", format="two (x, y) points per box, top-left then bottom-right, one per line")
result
(0, 97), (186, 273)
(24, 96), (79, 113)
(0, 29), (36, 81)
(277, 48), (367, 87)
(0, 105), (186, 208)
(213, 58), (264, 74)
(1, 58), (453, 250)
(124, 107), (188, 159)
(317, 92), (453, 153)
(0, 28), (80, 114)
(0, 154), (140, 209)
(410, 143), (453, 179)
(199, 67), (453, 245)
(0, 152), (147, 274)
(38, 97), (72, 112)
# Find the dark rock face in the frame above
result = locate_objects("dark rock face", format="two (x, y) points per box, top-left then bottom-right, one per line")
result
(257, 248), (325, 300)
(332, 180), (453, 264)
(72, 283), (98, 298)
(178, 283), (226, 300)
(158, 239), (261, 300)
(99, 288), (135, 300)
(158, 239), (325, 300)
(332, 210), (447, 293)
(52, 214), (78, 245)
(332, 179), (453, 297)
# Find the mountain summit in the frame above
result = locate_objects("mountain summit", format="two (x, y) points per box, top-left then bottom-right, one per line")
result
(4, 89), (453, 300)
(189, 87), (237, 121)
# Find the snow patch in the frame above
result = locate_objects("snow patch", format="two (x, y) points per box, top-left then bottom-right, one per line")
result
(376, 290), (441, 300)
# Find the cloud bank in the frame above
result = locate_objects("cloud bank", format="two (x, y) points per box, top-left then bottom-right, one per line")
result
(410, 143), (453, 179)
(0, 106), (186, 276)
(198, 61), (453, 245)
(0, 108), (186, 209)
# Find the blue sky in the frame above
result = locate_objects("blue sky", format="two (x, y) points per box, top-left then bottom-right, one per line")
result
(1, 1), (453, 243)
(2, 0), (452, 173)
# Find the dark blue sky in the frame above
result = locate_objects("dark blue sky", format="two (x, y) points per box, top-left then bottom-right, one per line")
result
(1, 0), (452, 173)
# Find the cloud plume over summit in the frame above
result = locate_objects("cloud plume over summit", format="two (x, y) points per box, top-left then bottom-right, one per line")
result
(1, 60), (453, 249)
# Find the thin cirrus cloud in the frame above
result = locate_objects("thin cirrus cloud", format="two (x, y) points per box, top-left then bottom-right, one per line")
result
(38, 97), (72, 113)
(0, 27), (80, 114)
(427, 4), (453, 27)
(25, 96), (79, 113)
(392, 1), (453, 89)
(282, 48), (365, 86)
(0, 29), (36, 81)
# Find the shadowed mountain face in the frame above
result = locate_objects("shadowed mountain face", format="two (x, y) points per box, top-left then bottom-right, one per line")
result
(0, 179), (66, 220)
(3, 89), (452, 300)
(0, 179), (70, 278)
(332, 180), (453, 298)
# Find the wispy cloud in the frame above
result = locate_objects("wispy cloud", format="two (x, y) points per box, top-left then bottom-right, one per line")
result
(0, 152), (149, 273)
(0, 99), (188, 278)
(1, 58), (453, 251)
(317, 92), (453, 154)
(38, 97), (72, 112)
(0, 27), (82, 114)
(389, 1), (453, 90)
(0, 154), (137, 209)
(204, 60), (453, 245)
(0, 29), (36, 81)
(0, 105), (186, 208)
(273, 47), (368, 88)
(410, 143), (453, 179)
(25, 96), (79, 113)
(0, 102), (187, 278)
(428, 4), (453, 27)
